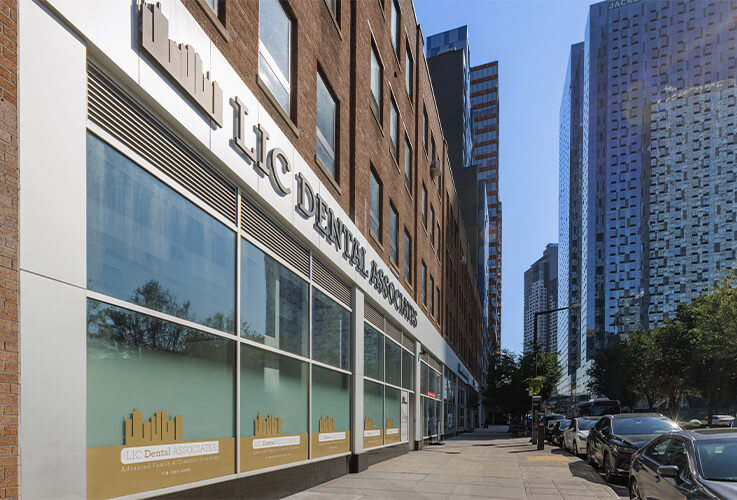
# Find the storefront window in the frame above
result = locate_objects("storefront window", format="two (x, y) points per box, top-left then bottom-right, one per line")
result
(363, 379), (384, 447)
(87, 133), (236, 333)
(240, 344), (308, 471)
(364, 323), (384, 381)
(86, 300), (236, 447)
(384, 386), (401, 443)
(385, 338), (401, 387)
(420, 362), (428, 395)
(401, 349), (414, 390)
(241, 239), (309, 357)
(312, 288), (350, 370)
(312, 366), (349, 432)
(240, 344), (308, 437)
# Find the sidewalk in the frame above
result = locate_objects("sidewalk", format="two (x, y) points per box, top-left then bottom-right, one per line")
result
(288, 429), (628, 499)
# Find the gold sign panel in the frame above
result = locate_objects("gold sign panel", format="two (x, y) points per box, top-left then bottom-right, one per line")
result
(87, 408), (234, 499)
(385, 417), (401, 445)
(241, 413), (308, 471)
(363, 417), (383, 448)
(312, 415), (350, 458)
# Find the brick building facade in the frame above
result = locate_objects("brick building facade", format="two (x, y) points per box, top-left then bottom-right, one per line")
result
(14, 0), (484, 497)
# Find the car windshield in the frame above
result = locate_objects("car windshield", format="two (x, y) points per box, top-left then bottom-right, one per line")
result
(612, 418), (678, 435)
(578, 419), (598, 431)
(559, 421), (571, 430)
(695, 440), (737, 481)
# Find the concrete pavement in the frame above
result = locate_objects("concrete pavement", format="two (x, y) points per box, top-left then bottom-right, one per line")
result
(288, 427), (628, 499)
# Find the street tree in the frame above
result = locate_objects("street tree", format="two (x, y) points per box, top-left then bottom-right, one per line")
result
(520, 350), (562, 402)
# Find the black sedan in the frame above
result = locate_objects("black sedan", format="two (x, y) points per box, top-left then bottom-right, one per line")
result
(587, 413), (681, 482)
(544, 414), (567, 442)
(629, 429), (737, 499)
(550, 419), (571, 447)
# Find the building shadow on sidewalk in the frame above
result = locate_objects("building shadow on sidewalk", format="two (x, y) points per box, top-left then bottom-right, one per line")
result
(568, 460), (628, 497)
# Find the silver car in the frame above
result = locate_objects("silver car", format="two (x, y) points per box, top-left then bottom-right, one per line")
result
(562, 416), (600, 456)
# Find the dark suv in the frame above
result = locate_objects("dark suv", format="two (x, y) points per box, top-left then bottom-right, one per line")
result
(586, 413), (681, 482)
(629, 429), (737, 499)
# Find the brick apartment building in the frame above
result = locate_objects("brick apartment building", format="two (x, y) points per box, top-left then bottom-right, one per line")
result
(9, 0), (484, 497)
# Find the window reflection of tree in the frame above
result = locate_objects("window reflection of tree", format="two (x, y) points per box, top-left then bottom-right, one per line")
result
(87, 279), (233, 355)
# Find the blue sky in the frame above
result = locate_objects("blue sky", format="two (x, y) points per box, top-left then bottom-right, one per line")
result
(414, 0), (592, 353)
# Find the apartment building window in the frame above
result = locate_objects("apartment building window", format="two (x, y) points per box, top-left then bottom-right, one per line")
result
(259, 0), (292, 114)
(404, 231), (412, 283)
(203, 0), (220, 16)
(390, 0), (400, 56)
(390, 97), (399, 159)
(430, 136), (436, 164)
(404, 136), (412, 193)
(429, 207), (435, 244)
(389, 203), (399, 265)
(430, 276), (435, 315)
(421, 262), (427, 305)
(421, 185), (427, 227)
(370, 44), (383, 120)
(436, 223), (441, 257)
(436, 287), (440, 318)
(422, 107), (428, 150)
(326, 0), (338, 20)
(405, 47), (413, 98)
(316, 72), (337, 178)
(370, 168), (382, 241)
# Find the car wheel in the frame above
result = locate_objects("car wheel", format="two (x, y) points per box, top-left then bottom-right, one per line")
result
(573, 441), (579, 456)
(586, 445), (596, 467)
(629, 478), (642, 500)
(603, 452), (616, 483)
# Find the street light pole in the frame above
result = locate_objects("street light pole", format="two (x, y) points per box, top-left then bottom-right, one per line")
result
(530, 303), (579, 450)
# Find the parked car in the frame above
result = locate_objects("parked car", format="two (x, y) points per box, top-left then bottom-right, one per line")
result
(550, 420), (571, 447)
(711, 415), (735, 427)
(544, 414), (567, 442)
(586, 413), (681, 482)
(629, 429), (737, 499)
(563, 417), (600, 456)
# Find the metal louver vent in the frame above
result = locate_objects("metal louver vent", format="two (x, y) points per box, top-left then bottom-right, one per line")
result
(385, 321), (402, 345)
(402, 333), (416, 352)
(428, 356), (442, 373)
(241, 197), (310, 278)
(312, 258), (351, 308)
(364, 301), (384, 330)
(87, 63), (237, 224)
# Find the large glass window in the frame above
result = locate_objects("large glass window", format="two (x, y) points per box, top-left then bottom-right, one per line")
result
(363, 379), (383, 441)
(390, 97), (399, 159)
(429, 207), (435, 242)
(87, 133), (236, 332)
(312, 365), (350, 433)
(420, 362), (428, 395)
(364, 323), (384, 381)
(241, 239), (309, 357)
(312, 287), (350, 371)
(402, 349), (414, 390)
(240, 343), (308, 438)
(259, 0), (292, 113)
(316, 72), (337, 178)
(370, 169), (382, 241)
(384, 386), (401, 442)
(422, 106), (428, 150)
(403, 231), (412, 283)
(370, 45), (382, 119)
(86, 300), (236, 447)
(389, 203), (399, 265)
(404, 137), (412, 192)
(385, 338), (401, 387)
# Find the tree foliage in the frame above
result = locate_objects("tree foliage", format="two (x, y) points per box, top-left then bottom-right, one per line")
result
(587, 269), (737, 424)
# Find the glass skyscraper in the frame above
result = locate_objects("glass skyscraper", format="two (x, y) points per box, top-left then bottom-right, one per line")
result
(471, 61), (502, 353)
(557, 42), (584, 398)
(560, 0), (737, 398)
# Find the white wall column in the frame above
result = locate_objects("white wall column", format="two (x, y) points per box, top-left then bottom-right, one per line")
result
(414, 342), (422, 447)
(351, 287), (364, 457)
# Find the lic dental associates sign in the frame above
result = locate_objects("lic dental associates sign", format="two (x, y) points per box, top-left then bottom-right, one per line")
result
(121, 441), (219, 465)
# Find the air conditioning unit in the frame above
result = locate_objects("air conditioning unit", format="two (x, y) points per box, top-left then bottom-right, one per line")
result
(430, 160), (442, 179)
